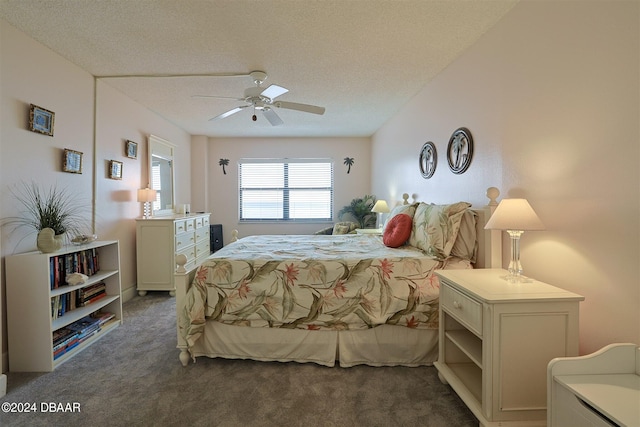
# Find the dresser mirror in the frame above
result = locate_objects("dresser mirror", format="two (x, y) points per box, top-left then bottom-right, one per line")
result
(148, 134), (175, 216)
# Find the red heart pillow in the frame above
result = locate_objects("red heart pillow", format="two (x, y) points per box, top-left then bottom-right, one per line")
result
(383, 213), (413, 248)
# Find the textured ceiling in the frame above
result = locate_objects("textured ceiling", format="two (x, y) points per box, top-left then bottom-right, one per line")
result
(0, 0), (517, 138)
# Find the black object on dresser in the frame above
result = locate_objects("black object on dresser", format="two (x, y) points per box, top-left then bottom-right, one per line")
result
(210, 224), (223, 253)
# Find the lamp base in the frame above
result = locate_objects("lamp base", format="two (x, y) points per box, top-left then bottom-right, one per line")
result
(500, 273), (533, 283)
(503, 230), (533, 284)
(142, 201), (153, 219)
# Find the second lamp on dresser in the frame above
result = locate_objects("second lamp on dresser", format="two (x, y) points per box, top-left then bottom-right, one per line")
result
(136, 213), (211, 296)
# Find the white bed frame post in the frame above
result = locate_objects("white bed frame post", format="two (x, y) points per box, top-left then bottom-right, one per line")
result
(175, 254), (194, 366)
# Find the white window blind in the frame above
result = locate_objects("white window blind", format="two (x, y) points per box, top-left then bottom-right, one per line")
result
(239, 159), (334, 221)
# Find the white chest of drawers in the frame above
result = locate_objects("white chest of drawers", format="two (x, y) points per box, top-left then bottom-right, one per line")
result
(435, 269), (584, 426)
(136, 213), (210, 296)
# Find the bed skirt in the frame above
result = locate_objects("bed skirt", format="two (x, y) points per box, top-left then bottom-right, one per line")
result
(188, 321), (439, 368)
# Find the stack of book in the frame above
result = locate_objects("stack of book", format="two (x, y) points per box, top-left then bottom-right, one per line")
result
(52, 311), (115, 360)
(67, 315), (102, 344)
(76, 282), (106, 307)
(52, 327), (79, 360)
(91, 311), (116, 327)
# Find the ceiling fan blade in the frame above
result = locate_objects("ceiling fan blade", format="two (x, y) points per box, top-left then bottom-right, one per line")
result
(273, 101), (325, 115)
(209, 106), (248, 121)
(262, 108), (284, 126)
(260, 84), (288, 100)
(193, 95), (244, 101)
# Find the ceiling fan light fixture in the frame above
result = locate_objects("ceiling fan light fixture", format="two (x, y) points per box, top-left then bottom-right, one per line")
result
(250, 70), (268, 86)
(200, 70), (325, 126)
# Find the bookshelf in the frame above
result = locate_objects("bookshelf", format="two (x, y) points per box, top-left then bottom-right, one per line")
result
(5, 240), (122, 372)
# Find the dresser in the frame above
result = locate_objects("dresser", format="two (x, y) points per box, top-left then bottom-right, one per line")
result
(136, 213), (210, 296)
(435, 269), (584, 426)
(548, 343), (640, 427)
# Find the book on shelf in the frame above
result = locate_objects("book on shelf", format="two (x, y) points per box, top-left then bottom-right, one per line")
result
(53, 335), (78, 353)
(90, 311), (115, 325)
(51, 281), (108, 319)
(52, 327), (75, 346)
(53, 338), (80, 360)
(67, 315), (102, 341)
(49, 248), (101, 290)
(77, 282), (105, 298)
(79, 291), (106, 307)
(51, 308), (117, 360)
(77, 282), (106, 306)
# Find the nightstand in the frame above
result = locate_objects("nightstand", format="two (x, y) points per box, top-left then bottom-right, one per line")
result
(435, 269), (584, 426)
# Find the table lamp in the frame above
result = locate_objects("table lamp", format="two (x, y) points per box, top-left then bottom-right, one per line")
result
(484, 198), (545, 282)
(137, 188), (157, 219)
(371, 199), (390, 229)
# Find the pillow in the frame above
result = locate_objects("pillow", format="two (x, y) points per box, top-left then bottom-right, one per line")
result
(408, 201), (471, 259)
(450, 209), (478, 262)
(383, 214), (413, 247)
(383, 202), (418, 232)
(332, 221), (358, 235)
(314, 226), (335, 235)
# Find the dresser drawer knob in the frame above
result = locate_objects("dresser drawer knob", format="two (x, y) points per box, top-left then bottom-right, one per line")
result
(453, 301), (462, 309)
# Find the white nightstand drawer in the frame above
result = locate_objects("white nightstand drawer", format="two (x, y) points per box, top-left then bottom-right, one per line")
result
(441, 282), (482, 336)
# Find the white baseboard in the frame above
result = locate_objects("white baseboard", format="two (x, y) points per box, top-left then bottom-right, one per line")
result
(121, 285), (138, 303)
(0, 374), (6, 398)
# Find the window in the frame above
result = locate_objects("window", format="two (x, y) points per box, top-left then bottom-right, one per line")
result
(239, 159), (333, 222)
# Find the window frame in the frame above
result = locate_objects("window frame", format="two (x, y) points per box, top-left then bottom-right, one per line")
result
(238, 158), (334, 223)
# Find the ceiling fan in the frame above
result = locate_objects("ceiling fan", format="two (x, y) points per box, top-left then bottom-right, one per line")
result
(193, 71), (325, 126)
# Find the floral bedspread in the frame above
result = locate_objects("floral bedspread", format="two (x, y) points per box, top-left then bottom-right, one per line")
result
(180, 235), (453, 348)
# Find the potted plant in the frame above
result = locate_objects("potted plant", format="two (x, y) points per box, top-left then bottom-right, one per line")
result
(337, 194), (378, 229)
(3, 181), (88, 252)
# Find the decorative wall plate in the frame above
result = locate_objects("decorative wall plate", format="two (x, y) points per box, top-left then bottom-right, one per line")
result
(419, 141), (437, 179)
(447, 127), (473, 174)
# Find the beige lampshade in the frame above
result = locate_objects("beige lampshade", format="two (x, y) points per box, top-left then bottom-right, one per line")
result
(371, 200), (390, 213)
(484, 198), (545, 231)
(137, 188), (157, 203)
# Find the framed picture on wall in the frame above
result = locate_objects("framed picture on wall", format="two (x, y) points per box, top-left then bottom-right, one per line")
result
(125, 140), (138, 159)
(63, 149), (83, 174)
(29, 104), (55, 136)
(447, 127), (474, 174)
(419, 141), (437, 179)
(109, 160), (123, 180)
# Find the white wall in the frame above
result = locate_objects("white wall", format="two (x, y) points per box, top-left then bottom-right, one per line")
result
(0, 19), (192, 372)
(95, 80), (192, 299)
(372, 1), (640, 354)
(202, 137), (372, 242)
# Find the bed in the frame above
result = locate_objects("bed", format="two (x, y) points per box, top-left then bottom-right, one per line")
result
(175, 187), (502, 367)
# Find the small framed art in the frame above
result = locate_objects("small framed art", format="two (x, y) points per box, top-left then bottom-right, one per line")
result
(125, 140), (138, 159)
(109, 160), (123, 180)
(63, 149), (83, 174)
(29, 104), (55, 136)
(447, 127), (474, 174)
(419, 141), (437, 179)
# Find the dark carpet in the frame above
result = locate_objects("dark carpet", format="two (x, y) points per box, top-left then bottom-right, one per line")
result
(0, 293), (477, 426)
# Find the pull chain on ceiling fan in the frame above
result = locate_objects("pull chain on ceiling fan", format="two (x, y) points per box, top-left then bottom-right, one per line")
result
(193, 70), (325, 126)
